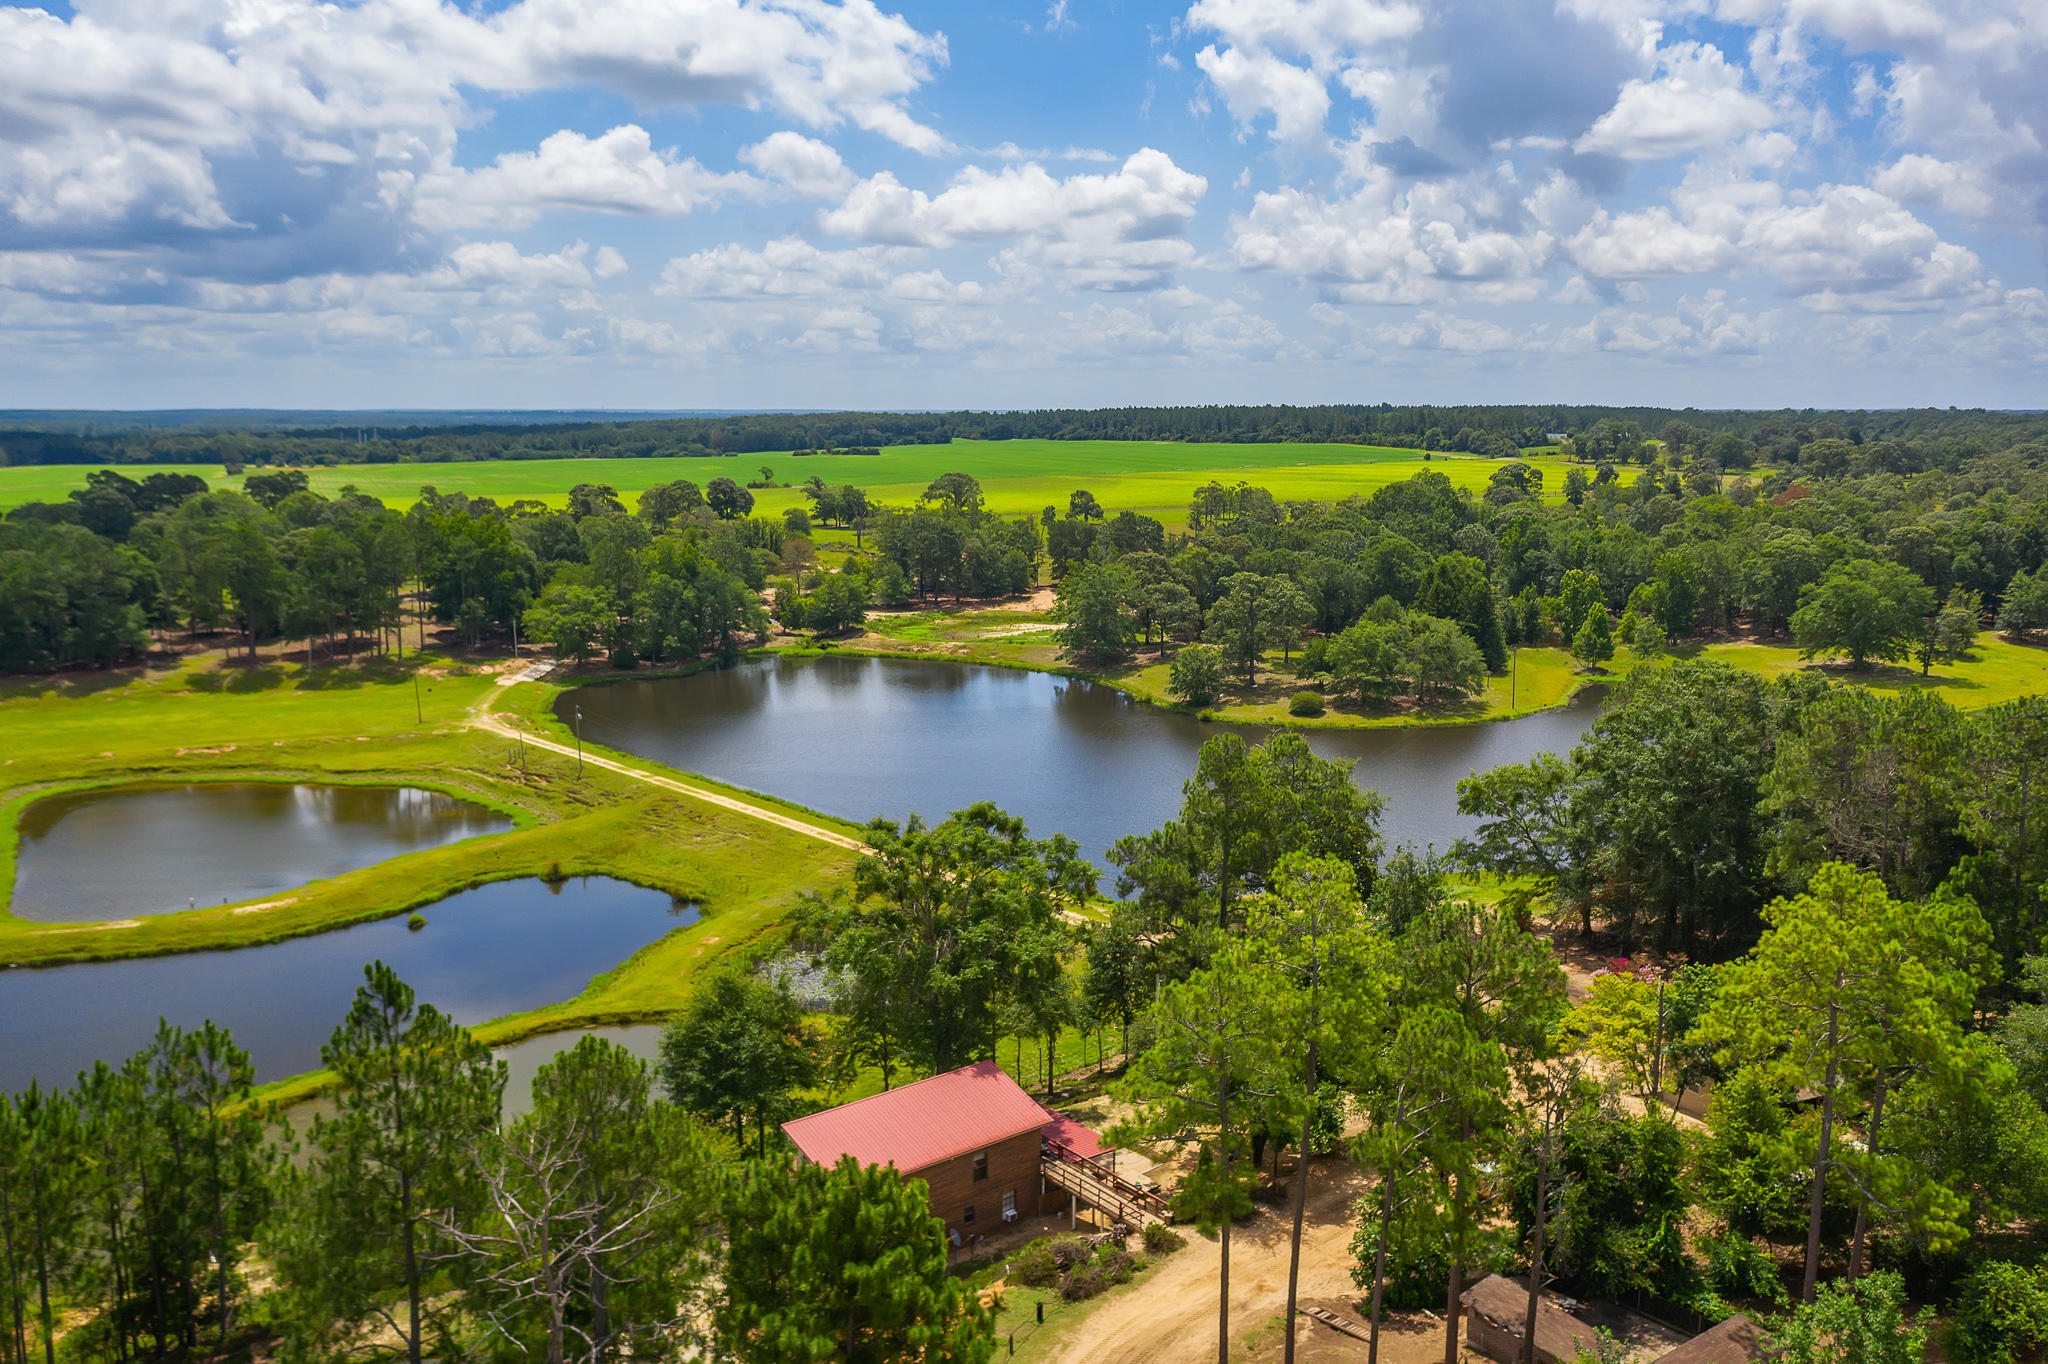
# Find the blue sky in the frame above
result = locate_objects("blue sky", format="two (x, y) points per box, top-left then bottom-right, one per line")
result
(0, 0), (2042, 410)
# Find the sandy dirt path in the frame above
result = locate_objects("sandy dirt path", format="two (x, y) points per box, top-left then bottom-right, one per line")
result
(1055, 1160), (1377, 1364)
(470, 691), (871, 854)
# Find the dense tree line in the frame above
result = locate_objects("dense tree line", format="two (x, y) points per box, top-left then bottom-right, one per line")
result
(0, 470), (783, 673)
(1040, 433), (2048, 715)
(12, 415), (2048, 677)
(5, 404), (2045, 469)
(1456, 663), (2048, 966)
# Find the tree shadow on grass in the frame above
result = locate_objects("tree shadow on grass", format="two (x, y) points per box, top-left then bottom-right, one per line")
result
(295, 656), (419, 691)
(0, 669), (138, 701)
(1808, 658), (1984, 693)
(182, 663), (289, 694)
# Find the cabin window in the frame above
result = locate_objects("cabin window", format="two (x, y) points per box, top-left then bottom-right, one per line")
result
(972, 1151), (988, 1182)
(963, 1204), (976, 1224)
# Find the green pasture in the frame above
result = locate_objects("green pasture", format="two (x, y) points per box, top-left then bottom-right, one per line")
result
(0, 440), (1562, 522)
(0, 658), (857, 1002)
(1675, 631), (2048, 709)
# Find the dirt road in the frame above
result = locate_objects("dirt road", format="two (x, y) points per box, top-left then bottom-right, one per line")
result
(1054, 1160), (1380, 1364)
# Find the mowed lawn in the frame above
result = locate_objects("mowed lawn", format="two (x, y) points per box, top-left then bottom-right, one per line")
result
(1683, 631), (2048, 709)
(0, 439), (1566, 522)
(0, 657), (857, 978)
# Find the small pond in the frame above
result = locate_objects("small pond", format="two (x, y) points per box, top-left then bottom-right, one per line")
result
(9, 783), (512, 922)
(560, 655), (1598, 865)
(0, 877), (693, 1093)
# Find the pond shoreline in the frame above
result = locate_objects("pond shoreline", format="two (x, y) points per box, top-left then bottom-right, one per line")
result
(550, 653), (1601, 870)
(0, 875), (699, 1095)
(772, 637), (1613, 730)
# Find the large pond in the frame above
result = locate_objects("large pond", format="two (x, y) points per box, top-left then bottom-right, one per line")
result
(0, 877), (693, 1093)
(9, 783), (512, 922)
(561, 655), (1599, 866)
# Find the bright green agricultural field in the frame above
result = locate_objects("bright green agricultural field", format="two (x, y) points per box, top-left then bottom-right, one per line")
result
(0, 440), (1566, 521)
(0, 463), (226, 506)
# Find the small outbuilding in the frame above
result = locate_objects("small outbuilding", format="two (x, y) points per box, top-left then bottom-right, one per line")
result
(1653, 1314), (1772, 1364)
(1460, 1274), (1598, 1364)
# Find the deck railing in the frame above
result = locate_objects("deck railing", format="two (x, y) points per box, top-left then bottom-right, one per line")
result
(1040, 1137), (1172, 1225)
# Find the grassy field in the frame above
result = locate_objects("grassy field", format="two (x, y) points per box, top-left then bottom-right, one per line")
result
(1668, 631), (2048, 708)
(0, 652), (859, 1024)
(841, 596), (2048, 726)
(0, 440), (1566, 524)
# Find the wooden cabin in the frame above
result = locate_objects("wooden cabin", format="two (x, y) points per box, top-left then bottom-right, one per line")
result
(782, 1060), (1159, 1247)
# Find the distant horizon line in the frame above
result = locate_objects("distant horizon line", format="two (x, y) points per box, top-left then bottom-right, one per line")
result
(5, 404), (2044, 418)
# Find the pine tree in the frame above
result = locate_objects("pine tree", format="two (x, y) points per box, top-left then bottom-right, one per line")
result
(719, 1157), (994, 1363)
(1240, 855), (1390, 1364)
(1118, 959), (1279, 1364)
(1705, 864), (1993, 1299)
(269, 963), (505, 1364)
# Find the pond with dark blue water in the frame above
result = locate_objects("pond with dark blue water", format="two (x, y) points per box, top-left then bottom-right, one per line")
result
(560, 654), (1597, 866)
(0, 877), (692, 1091)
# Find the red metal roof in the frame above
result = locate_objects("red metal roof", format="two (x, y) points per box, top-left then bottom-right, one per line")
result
(783, 1060), (1096, 1173)
(1040, 1110), (1109, 1161)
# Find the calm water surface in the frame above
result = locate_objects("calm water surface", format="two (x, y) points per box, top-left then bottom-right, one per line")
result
(0, 878), (693, 1092)
(562, 655), (1598, 865)
(11, 783), (511, 922)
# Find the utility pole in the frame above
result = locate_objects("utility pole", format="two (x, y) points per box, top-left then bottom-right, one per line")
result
(575, 706), (583, 777)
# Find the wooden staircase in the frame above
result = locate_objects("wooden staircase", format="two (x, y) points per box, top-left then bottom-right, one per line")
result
(1040, 1138), (1173, 1227)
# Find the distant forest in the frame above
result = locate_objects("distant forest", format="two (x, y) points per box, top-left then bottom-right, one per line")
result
(3, 404), (2045, 469)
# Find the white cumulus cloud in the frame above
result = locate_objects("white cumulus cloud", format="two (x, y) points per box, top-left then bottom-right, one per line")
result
(1576, 43), (1778, 160)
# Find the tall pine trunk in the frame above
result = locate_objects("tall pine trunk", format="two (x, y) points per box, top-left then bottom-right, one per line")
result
(1368, 1178), (1393, 1364)
(1282, 1037), (1318, 1364)
(1802, 997), (1842, 1303)
(1521, 1147), (1550, 1364)
(1443, 1118), (1473, 1364)
(3, 1188), (27, 1364)
(1849, 1079), (1888, 1280)
(1218, 1070), (1233, 1364)
(399, 1169), (422, 1364)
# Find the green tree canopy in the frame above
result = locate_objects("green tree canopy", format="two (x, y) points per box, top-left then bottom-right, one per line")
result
(719, 1157), (994, 1364)
(1792, 558), (1937, 669)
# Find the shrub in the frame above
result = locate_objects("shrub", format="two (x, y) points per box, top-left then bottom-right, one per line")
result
(1046, 1235), (1092, 1271)
(1288, 690), (1325, 716)
(1059, 1265), (1110, 1301)
(406, 913), (427, 932)
(1099, 1249), (1141, 1285)
(1009, 1242), (1060, 1289)
(1699, 1230), (1784, 1305)
(1951, 1262), (2048, 1364)
(1142, 1223), (1185, 1255)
